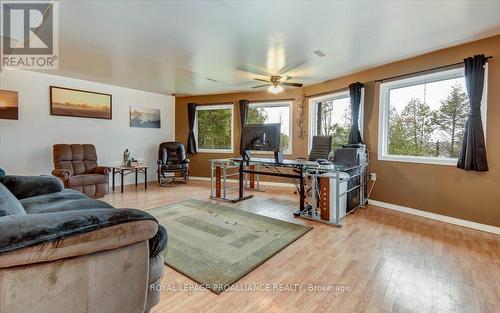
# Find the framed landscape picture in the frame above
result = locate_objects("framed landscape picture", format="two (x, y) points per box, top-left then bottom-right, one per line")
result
(130, 106), (161, 128)
(50, 86), (112, 119)
(0, 90), (19, 120)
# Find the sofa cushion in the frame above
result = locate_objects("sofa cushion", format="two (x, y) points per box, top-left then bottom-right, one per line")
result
(0, 183), (26, 216)
(68, 174), (107, 187)
(22, 198), (113, 214)
(20, 189), (87, 207)
(0, 175), (64, 200)
(19, 189), (113, 213)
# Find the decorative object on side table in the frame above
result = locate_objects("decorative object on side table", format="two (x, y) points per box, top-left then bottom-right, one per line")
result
(130, 106), (161, 128)
(50, 86), (112, 119)
(122, 149), (131, 166)
(0, 89), (19, 120)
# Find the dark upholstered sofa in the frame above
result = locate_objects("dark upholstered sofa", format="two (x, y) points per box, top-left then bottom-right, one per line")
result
(52, 144), (109, 198)
(0, 175), (167, 313)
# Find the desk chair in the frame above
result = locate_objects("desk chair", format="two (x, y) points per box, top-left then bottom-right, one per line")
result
(309, 135), (333, 161)
(157, 142), (190, 185)
(294, 136), (333, 206)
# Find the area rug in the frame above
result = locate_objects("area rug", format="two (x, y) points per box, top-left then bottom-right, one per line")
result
(148, 199), (312, 294)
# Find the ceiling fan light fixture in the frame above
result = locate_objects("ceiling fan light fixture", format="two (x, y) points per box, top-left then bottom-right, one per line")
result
(267, 84), (284, 94)
(313, 49), (327, 57)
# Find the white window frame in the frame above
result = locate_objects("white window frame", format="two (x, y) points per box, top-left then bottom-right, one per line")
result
(378, 66), (488, 166)
(194, 104), (234, 153)
(308, 89), (364, 152)
(248, 100), (293, 155)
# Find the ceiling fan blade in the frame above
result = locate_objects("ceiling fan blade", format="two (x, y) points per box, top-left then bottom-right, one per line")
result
(279, 75), (291, 82)
(238, 65), (270, 77)
(281, 82), (303, 87)
(278, 61), (307, 75)
(254, 78), (271, 83)
(252, 84), (271, 88)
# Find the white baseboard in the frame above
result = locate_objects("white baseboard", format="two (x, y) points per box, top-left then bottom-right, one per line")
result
(368, 199), (500, 235)
(190, 176), (296, 188)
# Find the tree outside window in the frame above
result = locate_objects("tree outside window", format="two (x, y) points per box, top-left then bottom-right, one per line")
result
(387, 80), (470, 159)
(196, 105), (233, 151)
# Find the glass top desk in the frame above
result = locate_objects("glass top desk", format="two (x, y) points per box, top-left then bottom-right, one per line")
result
(223, 158), (361, 225)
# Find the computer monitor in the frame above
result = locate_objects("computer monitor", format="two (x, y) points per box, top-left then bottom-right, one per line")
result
(241, 123), (283, 163)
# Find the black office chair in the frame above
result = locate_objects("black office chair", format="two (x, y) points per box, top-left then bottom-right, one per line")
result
(309, 135), (333, 161)
(294, 136), (333, 201)
(157, 142), (190, 185)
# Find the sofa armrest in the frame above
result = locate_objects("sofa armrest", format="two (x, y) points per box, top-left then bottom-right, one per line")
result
(94, 166), (110, 175)
(0, 175), (64, 199)
(52, 168), (72, 181)
(0, 208), (158, 268)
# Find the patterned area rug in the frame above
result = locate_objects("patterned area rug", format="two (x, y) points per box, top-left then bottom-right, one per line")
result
(149, 199), (312, 294)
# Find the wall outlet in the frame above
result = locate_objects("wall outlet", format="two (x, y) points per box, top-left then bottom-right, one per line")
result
(370, 173), (377, 181)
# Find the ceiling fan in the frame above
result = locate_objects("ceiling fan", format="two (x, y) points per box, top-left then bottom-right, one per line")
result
(252, 75), (303, 94)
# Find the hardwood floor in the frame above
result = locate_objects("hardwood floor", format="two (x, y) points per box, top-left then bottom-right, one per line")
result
(103, 181), (500, 313)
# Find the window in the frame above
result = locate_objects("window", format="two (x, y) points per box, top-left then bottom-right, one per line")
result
(195, 104), (234, 152)
(378, 66), (487, 165)
(247, 101), (292, 154)
(308, 89), (363, 151)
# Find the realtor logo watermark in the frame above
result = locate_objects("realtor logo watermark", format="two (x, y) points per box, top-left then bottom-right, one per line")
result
(1, 1), (58, 69)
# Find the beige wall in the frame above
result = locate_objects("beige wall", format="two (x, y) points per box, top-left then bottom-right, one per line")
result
(176, 35), (500, 227)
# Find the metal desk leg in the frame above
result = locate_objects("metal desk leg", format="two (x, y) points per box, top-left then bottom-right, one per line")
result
(144, 168), (148, 189)
(120, 170), (124, 193)
(299, 168), (305, 213)
(239, 162), (244, 199)
(112, 168), (115, 191)
(135, 170), (138, 187)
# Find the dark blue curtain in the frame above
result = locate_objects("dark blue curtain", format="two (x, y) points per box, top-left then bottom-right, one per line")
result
(348, 82), (364, 144)
(457, 55), (488, 171)
(239, 100), (249, 155)
(187, 103), (197, 154)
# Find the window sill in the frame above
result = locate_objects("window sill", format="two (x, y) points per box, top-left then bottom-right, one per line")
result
(251, 151), (293, 156)
(378, 155), (458, 166)
(197, 149), (234, 154)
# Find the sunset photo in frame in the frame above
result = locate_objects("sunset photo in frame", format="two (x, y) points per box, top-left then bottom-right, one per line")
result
(0, 90), (19, 120)
(50, 86), (112, 119)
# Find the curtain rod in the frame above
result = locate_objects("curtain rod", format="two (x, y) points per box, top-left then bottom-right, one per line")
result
(248, 98), (295, 103)
(374, 56), (492, 83)
(195, 102), (233, 106)
(305, 87), (349, 99)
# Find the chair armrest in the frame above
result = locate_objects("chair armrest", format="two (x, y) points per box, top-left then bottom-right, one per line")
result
(94, 166), (109, 175)
(0, 208), (158, 268)
(0, 175), (64, 199)
(52, 168), (72, 181)
(182, 159), (190, 164)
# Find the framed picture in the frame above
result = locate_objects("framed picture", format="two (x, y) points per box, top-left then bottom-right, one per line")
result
(0, 89), (19, 120)
(130, 106), (161, 128)
(50, 86), (112, 119)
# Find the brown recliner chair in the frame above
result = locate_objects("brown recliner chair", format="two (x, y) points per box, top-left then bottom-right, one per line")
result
(52, 144), (109, 198)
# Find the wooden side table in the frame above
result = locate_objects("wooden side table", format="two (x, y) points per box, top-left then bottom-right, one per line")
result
(109, 166), (149, 193)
